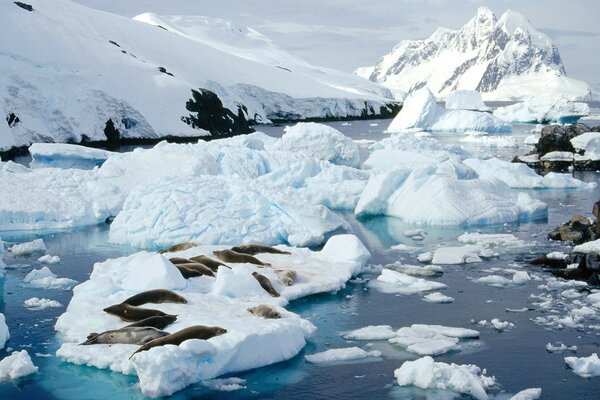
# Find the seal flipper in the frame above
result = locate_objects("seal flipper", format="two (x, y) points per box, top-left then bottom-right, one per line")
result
(80, 333), (99, 345)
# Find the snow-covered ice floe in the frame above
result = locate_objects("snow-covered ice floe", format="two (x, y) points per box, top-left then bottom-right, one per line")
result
(24, 297), (62, 310)
(493, 98), (590, 124)
(55, 235), (370, 397)
(0, 350), (38, 382)
(422, 292), (454, 303)
(564, 353), (600, 378)
(305, 347), (381, 364)
(342, 325), (396, 341)
(8, 239), (46, 256)
(29, 143), (113, 170)
(370, 269), (447, 295)
(386, 88), (511, 133)
(389, 325), (479, 356)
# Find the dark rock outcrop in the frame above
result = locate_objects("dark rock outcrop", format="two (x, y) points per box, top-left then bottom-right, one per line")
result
(104, 118), (121, 149)
(14, 2), (33, 12)
(6, 113), (20, 127)
(548, 215), (596, 244)
(181, 89), (254, 136)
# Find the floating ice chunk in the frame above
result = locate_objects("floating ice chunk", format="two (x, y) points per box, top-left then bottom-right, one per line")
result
(23, 267), (77, 290)
(305, 347), (381, 364)
(372, 269), (447, 294)
(9, 239), (46, 256)
(386, 88), (439, 133)
(29, 143), (113, 169)
(505, 307), (530, 313)
(37, 255), (61, 264)
(573, 239), (600, 254)
(547, 252), (568, 260)
(394, 356), (495, 400)
(386, 263), (443, 277)
(0, 314), (8, 349)
(0, 350), (38, 382)
(494, 98), (589, 123)
(417, 252), (433, 263)
(24, 297), (62, 310)
(342, 325), (396, 341)
(463, 158), (594, 189)
(457, 232), (528, 248)
(571, 132), (600, 161)
(423, 292), (454, 303)
(432, 245), (483, 265)
(524, 134), (540, 145)
(202, 377), (246, 392)
(478, 318), (514, 331)
(565, 353), (600, 378)
(389, 244), (418, 252)
(271, 123), (360, 168)
(121, 253), (186, 292)
(540, 152), (573, 162)
(546, 342), (577, 353)
(460, 135), (519, 148)
(512, 271), (531, 285)
(509, 388), (542, 400)
(389, 324), (478, 355)
(354, 167), (411, 216)
(476, 275), (513, 287)
(446, 91), (490, 112)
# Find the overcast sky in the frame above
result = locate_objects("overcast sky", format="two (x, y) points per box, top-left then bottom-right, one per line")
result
(75, 0), (600, 89)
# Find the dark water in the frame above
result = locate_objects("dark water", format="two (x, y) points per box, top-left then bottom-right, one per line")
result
(1, 119), (600, 399)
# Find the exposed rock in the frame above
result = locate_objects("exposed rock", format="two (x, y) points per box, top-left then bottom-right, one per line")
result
(103, 119), (121, 149)
(6, 113), (20, 127)
(527, 255), (567, 269)
(548, 214), (595, 244)
(14, 2), (33, 12)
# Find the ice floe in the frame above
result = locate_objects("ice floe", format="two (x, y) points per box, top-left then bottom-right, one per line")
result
(8, 239), (46, 256)
(431, 245), (485, 265)
(565, 353), (600, 378)
(0, 314), (8, 349)
(0, 350), (38, 382)
(493, 98), (590, 124)
(29, 143), (113, 169)
(201, 377), (246, 392)
(389, 324), (479, 356)
(385, 262), (444, 277)
(423, 292), (454, 303)
(477, 319), (514, 331)
(55, 235), (370, 397)
(305, 347), (382, 364)
(546, 342), (577, 353)
(371, 269), (447, 294)
(23, 267), (77, 290)
(342, 325), (396, 341)
(394, 356), (495, 400)
(24, 297), (62, 310)
(37, 255), (61, 264)
(509, 388), (542, 400)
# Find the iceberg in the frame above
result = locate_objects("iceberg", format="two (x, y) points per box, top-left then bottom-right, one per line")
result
(565, 353), (600, 378)
(445, 91), (491, 112)
(386, 88), (510, 133)
(0, 350), (38, 382)
(29, 143), (113, 169)
(0, 313), (8, 349)
(494, 98), (590, 123)
(23, 267), (77, 290)
(305, 347), (381, 364)
(8, 239), (46, 256)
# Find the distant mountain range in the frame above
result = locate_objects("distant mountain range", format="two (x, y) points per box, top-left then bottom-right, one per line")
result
(355, 7), (590, 101)
(0, 0), (396, 153)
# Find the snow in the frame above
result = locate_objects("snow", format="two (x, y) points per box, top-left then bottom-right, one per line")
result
(23, 267), (77, 290)
(54, 235), (370, 397)
(319, 234), (371, 266)
(386, 88), (510, 133)
(540, 152), (573, 162)
(342, 325), (396, 341)
(547, 252), (568, 260)
(394, 356), (495, 400)
(372, 269), (447, 294)
(305, 347), (381, 364)
(565, 353), (600, 378)
(0, 314), (9, 350)
(463, 158), (594, 189)
(457, 232), (528, 248)
(432, 246), (484, 265)
(423, 292), (454, 303)
(8, 239), (46, 256)
(573, 239), (600, 254)
(271, 123), (360, 168)
(121, 253), (187, 291)
(509, 388), (542, 400)
(37, 255), (60, 264)
(24, 297), (62, 310)
(29, 143), (113, 169)
(494, 98), (590, 123)
(571, 131), (600, 161)
(445, 91), (490, 112)
(0, 351), (38, 382)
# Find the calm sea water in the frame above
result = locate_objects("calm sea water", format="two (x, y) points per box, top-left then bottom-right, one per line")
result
(1, 115), (600, 400)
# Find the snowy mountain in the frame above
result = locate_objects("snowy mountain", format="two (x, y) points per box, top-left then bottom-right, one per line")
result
(0, 0), (396, 152)
(355, 7), (590, 101)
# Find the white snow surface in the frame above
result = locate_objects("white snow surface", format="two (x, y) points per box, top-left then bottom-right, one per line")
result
(571, 132), (600, 161)
(305, 347), (381, 364)
(0, 314), (8, 350)
(494, 98), (590, 123)
(24, 297), (62, 310)
(386, 88), (510, 133)
(55, 235), (370, 397)
(565, 353), (600, 378)
(8, 239), (46, 256)
(394, 356), (495, 400)
(0, 351), (38, 382)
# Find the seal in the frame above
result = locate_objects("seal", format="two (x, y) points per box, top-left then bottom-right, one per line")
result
(252, 272), (280, 297)
(103, 303), (173, 322)
(157, 242), (196, 254)
(188, 255), (230, 272)
(169, 257), (195, 265)
(81, 327), (169, 345)
(176, 262), (215, 277)
(231, 244), (291, 256)
(121, 289), (188, 306)
(175, 265), (206, 279)
(247, 304), (281, 319)
(124, 315), (178, 330)
(275, 269), (297, 286)
(213, 249), (271, 266)
(130, 325), (227, 359)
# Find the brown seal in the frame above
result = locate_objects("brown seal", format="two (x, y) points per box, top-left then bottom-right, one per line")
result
(231, 244), (291, 256)
(157, 242), (196, 254)
(121, 289), (188, 306)
(188, 255), (230, 272)
(103, 303), (173, 322)
(124, 315), (178, 330)
(275, 269), (297, 286)
(247, 304), (281, 319)
(252, 272), (280, 297)
(176, 262), (215, 277)
(129, 325), (227, 359)
(213, 249), (270, 266)
(175, 265), (206, 279)
(81, 327), (169, 345)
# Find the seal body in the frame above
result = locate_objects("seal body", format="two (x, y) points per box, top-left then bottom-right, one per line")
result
(247, 304), (281, 319)
(81, 327), (169, 345)
(176, 262), (215, 277)
(125, 315), (178, 330)
(103, 303), (172, 322)
(169, 257), (194, 265)
(213, 249), (270, 266)
(231, 244), (291, 256)
(175, 265), (206, 278)
(188, 255), (229, 272)
(122, 289), (188, 306)
(157, 242), (196, 254)
(130, 325), (227, 358)
(252, 272), (280, 297)
(275, 269), (297, 286)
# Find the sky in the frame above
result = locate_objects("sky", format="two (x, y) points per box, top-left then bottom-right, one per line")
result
(74, 0), (600, 90)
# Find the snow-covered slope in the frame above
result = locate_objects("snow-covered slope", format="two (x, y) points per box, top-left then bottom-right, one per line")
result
(0, 0), (395, 152)
(355, 7), (590, 101)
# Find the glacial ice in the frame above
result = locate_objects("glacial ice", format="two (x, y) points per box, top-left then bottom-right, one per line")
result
(431, 245), (484, 265)
(29, 143), (113, 169)
(386, 88), (510, 133)
(493, 98), (590, 123)
(565, 353), (600, 378)
(0, 350), (38, 382)
(9, 239), (46, 256)
(305, 347), (382, 364)
(55, 235), (370, 397)
(477, 318), (514, 331)
(23, 267), (77, 290)
(445, 91), (491, 112)
(0, 314), (8, 349)
(394, 356), (495, 400)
